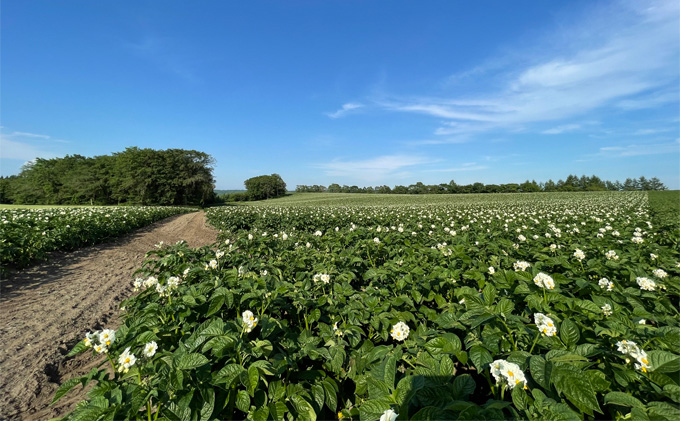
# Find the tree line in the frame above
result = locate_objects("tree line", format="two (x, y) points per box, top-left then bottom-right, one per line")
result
(222, 174), (287, 202)
(295, 175), (667, 194)
(0, 147), (216, 206)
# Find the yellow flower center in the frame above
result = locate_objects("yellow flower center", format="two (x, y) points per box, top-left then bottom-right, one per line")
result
(508, 371), (514, 377)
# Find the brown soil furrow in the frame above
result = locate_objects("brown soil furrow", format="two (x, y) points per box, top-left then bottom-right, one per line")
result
(0, 211), (218, 420)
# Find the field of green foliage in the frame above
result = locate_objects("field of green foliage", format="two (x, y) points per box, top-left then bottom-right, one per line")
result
(0, 206), (193, 273)
(56, 192), (679, 420)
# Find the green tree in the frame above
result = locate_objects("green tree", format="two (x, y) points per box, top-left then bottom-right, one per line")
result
(244, 174), (287, 200)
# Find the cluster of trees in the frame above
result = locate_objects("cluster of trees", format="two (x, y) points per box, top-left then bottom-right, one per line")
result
(0, 147), (216, 206)
(295, 175), (667, 195)
(222, 174), (287, 202)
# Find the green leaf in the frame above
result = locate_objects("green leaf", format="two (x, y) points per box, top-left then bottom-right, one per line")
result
(512, 386), (529, 411)
(199, 387), (215, 421)
(322, 379), (339, 412)
(175, 353), (209, 370)
(551, 363), (602, 416)
(247, 365), (259, 396)
(394, 375), (425, 407)
(66, 341), (89, 357)
(206, 295), (225, 317)
(290, 394), (317, 421)
(452, 374), (476, 400)
(647, 401), (680, 421)
(52, 377), (82, 403)
(559, 319), (580, 348)
(236, 390), (250, 413)
(269, 402), (288, 421)
(603, 391), (645, 409)
(647, 350), (680, 373)
(469, 345), (493, 371)
(359, 398), (393, 421)
(311, 384), (325, 411)
(253, 406), (270, 421)
(663, 384), (680, 403)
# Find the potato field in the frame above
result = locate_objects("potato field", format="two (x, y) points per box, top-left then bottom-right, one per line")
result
(54, 192), (679, 420)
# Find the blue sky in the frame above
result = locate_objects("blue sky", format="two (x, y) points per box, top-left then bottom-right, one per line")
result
(1, 0), (678, 189)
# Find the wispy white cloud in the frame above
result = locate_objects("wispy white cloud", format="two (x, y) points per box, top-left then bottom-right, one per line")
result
(0, 129), (65, 161)
(632, 128), (673, 136)
(376, 0), (679, 135)
(598, 141), (679, 157)
(325, 103), (364, 119)
(8, 131), (51, 139)
(314, 154), (435, 182)
(542, 124), (581, 135)
(0, 136), (58, 161)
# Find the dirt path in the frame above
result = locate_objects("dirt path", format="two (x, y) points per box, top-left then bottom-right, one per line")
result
(0, 211), (218, 420)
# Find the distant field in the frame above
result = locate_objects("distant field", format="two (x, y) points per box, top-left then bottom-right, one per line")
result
(647, 190), (680, 228)
(242, 191), (646, 206)
(0, 204), (109, 209)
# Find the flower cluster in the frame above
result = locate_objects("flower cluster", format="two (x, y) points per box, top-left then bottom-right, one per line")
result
(242, 310), (258, 333)
(616, 340), (651, 373)
(605, 250), (619, 260)
(513, 261), (530, 272)
(117, 347), (137, 373)
(83, 329), (117, 354)
(204, 259), (218, 270)
(652, 269), (667, 279)
(490, 359), (527, 390)
(534, 313), (557, 336)
(601, 304), (613, 317)
(333, 322), (343, 337)
(636, 276), (656, 291)
(533, 272), (555, 290)
(313, 273), (331, 284)
(598, 278), (614, 291)
(573, 249), (586, 261)
(390, 322), (409, 341)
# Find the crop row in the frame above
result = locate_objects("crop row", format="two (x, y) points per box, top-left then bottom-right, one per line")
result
(0, 206), (193, 272)
(57, 192), (679, 420)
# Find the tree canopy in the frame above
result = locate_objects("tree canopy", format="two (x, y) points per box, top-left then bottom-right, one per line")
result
(293, 175), (668, 195)
(1, 147), (215, 206)
(244, 174), (287, 200)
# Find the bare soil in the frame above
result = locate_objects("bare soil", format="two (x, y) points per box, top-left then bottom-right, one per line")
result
(0, 212), (218, 420)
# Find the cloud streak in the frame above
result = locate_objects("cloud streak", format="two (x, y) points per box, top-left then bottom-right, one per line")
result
(314, 154), (435, 182)
(376, 0), (679, 135)
(325, 103), (364, 119)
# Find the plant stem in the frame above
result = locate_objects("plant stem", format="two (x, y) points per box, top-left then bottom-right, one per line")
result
(499, 319), (517, 351)
(529, 331), (541, 354)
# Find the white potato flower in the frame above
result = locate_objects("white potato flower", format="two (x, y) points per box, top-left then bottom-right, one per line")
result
(143, 341), (158, 357)
(490, 359), (527, 390)
(601, 304), (612, 317)
(573, 249), (585, 261)
(533, 272), (555, 290)
(380, 409), (399, 421)
(242, 310), (258, 333)
(636, 277), (656, 291)
(117, 347), (137, 373)
(488, 266), (495, 274)
(513, 261), (530, 272)
(598, 278), (614, 291)
(652, 269), (667, 279)
(390, 322), (409, 341)
(534, 313), (557, 337)
(99, 329), (116, 347)
(605, 250), (618, 260)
